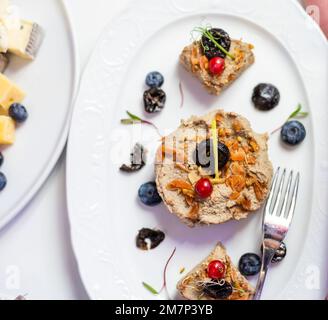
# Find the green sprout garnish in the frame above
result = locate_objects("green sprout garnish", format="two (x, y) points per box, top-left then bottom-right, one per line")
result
(142, 282), (159, 295)
(142, 247), (177, 298)
(121, 110), (162, 136)
(192, 26), (235, 60)
(271, 104), (309, 135)
(286, 103), (309, 121)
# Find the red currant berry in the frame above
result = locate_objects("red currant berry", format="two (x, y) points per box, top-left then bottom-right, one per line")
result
(207, 260), (226, 279)
(209, 57), (225, 76)
(195, 178), (213, 199)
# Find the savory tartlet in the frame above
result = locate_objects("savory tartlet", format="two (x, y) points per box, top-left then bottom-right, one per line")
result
(177, 242), (254, 300)
(155, 109), (273, 227)
(180, 28), (255, 96)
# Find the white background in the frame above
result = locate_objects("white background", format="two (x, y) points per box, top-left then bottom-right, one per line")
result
(0, 0), (307, 300)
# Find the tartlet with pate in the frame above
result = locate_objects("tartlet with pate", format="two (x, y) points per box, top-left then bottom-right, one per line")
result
(155, 109), (273, 227)
(180, 27), (255, 96)
(177, 242), (254, 300)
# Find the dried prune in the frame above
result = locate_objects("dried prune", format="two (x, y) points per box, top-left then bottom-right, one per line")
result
(120, 143), (147, 173)
(194, 139), (230, 174)
(261, 242), (287, 263)
(136, 228), (165, 250)
(143, 88), (166, 113)
(203, 280), (233, 299)
(252, 83), (280, 111)
(201, 28), (231, 60)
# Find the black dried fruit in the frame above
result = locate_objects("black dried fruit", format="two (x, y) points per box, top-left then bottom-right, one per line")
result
(194, 139), (230, 174)
(272, 242), (287, 263)
(252, 83), (280, 111)
(143, 88), (166, 113)
(120, 143), (147, 173)
(261, 242), (287, 263)
(136, 228), (165, 250)
(217, 142), (231, 168)
(201, 28), (231, 60)
(203, 280), (233, 299)
(0, 152), (3, 167)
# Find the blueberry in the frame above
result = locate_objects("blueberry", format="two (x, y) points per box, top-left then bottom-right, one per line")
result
(0, 172), (7, 191)
(0, 152), (3, 167)
(145, 71), (164, 88)
(238, 253), (261, 276)
(281, 120), (306, 145)
(138, 182), (162, 206)
(252, 83), (280, 111)
(8, 103), (28, 123)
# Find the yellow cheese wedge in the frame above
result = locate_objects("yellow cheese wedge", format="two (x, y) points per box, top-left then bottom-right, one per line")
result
(0, 115), (15, 144)
(0, 73), (26, 114)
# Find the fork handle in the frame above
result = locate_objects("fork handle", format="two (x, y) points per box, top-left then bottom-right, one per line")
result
(253, 247), (276, 300)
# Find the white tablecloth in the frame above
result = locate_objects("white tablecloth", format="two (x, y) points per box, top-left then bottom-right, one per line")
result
(0, 0), (306, 300)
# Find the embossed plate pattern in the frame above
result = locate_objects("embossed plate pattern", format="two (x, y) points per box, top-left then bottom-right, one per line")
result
(67, 0), (328, 299)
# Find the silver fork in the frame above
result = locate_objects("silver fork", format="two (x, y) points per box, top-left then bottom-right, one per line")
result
(253, 167), (300, 300)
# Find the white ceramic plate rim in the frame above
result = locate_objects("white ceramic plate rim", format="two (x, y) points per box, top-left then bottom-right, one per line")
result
(67, 0), (328, 299)
(0, 0), (80, 231)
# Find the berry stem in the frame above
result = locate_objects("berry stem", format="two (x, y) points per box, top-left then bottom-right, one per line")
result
(121, 111), (162, 137)
(160, 247), (177, 295)
(179, 81), (184, 109)
(270, 125), (283, 135)
(270, 104), (308, 136)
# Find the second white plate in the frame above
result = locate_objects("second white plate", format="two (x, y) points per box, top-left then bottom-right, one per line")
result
(0, 0), (78, 229)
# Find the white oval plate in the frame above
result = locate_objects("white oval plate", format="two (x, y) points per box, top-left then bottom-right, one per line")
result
(67, 0), (328, 300)
(0, 0), (79, 230)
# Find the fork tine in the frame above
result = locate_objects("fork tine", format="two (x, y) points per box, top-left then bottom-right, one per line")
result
(263, 167), (281, 214)
(278, 171), (293, 217)
(271, 168), (286, 216)
(285, 172), (300, 226)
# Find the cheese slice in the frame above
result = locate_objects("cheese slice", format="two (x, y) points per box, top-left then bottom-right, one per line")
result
(0, 115), (15, 145)
(6, 19), (43, 59)
(0, 73), (26, 114)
